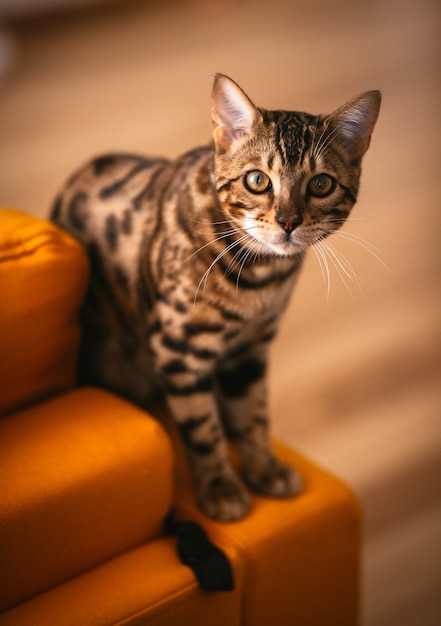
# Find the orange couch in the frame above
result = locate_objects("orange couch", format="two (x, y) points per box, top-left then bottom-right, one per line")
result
(0, 207), (361, 625)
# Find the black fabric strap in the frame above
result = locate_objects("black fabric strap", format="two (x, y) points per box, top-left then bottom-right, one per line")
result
(167, 513), (234, 592)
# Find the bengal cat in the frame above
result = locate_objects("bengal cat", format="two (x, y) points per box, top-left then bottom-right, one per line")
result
(51, 74), (381, 521)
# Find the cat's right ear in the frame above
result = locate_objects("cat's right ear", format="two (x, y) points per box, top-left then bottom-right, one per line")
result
(211, 74), (260, 150)
(329, 90), (382, 162)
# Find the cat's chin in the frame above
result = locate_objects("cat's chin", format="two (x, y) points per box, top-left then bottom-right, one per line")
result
(261, 238), (306, 258)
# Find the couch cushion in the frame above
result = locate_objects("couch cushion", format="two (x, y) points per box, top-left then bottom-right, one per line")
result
(0, 387), (174, 612)
(0, 537), (243, 626)
(162, 408), (361, 626)
(0, 208), (89, 417)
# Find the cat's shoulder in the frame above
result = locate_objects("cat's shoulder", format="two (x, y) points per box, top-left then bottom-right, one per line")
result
(65, 152), (169, 189)
(50, 152), (171, 227)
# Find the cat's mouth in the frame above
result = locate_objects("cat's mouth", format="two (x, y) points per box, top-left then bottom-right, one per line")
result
(251, 230), (307, 258)
(242, 217), (309, 258)
(273, 237), (306, 257)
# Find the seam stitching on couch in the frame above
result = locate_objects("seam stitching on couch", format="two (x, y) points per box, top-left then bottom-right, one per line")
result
(0, 231), (80, 262)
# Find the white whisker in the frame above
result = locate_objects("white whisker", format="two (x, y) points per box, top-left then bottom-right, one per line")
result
(193, 232), (252, 305)
(330, 229), (393, 275)
(312, 121), (343, 162)
(234, 238), (263, 289)
(321, 240), (359, 281)
(312, 240), (331, 301)
(179, 226), (245, 266)
(320, 238), (362, 299)
(187, 216), (234, 228)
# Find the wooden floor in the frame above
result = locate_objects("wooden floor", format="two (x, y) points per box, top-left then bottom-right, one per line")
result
(1, 0), (440, 623)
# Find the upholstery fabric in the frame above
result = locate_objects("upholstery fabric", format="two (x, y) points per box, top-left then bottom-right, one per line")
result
(0, 388), (174, 612)
(0, 538), (243, 626)
(164, 412), (361, 626)
(0, 208), (361, 625)
(0, 208), (89, 417)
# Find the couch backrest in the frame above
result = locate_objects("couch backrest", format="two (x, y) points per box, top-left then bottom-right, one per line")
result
(0, 208), (89, 416)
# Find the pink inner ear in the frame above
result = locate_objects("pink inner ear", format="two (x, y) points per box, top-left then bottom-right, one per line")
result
(211, 75), (258, 147)
(332, 91), (381, 160)
(212, 123), (234, 150)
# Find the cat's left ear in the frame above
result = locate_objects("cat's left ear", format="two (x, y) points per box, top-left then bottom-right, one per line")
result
(330, 90), (381, 161)
(211, 74), (261, 150)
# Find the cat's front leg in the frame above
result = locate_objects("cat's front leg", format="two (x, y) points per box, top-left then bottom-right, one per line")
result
(217, 348), (302, 499)
(163, 375), (251, 521)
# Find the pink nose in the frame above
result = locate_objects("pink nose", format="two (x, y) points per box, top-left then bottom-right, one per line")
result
(275, 213), (303, 233)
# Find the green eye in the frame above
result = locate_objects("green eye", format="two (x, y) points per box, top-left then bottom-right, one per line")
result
(307, 174), (336, 198)
(244, 170), (271, 194)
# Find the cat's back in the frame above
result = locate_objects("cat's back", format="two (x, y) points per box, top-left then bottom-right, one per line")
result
(51, 152), (172, 250)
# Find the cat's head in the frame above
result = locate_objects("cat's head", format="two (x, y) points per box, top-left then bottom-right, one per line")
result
(211, 74), (381, 258)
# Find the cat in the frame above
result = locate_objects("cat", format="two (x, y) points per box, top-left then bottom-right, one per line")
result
(51, 74), (381, 521)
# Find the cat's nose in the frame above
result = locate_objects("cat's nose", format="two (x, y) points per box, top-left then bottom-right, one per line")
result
(275, 213), (303, 234)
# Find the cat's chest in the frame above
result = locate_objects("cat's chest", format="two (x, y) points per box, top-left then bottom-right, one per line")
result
(200, 272), (296, 350)
(215, 260), (299, 319)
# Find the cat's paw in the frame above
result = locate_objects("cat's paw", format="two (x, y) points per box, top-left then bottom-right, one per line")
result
(198, 474), (251, 521)
(244, 459), (302, 499)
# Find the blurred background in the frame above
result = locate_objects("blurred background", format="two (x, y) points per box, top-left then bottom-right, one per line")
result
(0, 0), (439, 624)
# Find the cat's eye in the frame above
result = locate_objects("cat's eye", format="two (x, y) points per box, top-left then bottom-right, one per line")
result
(307, 174), (336, 198)
(244, 170), (272, 194)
